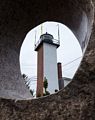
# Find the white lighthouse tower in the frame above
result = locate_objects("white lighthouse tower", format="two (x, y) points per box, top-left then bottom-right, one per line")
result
(35, 32), (60, 96)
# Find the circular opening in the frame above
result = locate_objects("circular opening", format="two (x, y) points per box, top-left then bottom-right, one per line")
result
(20, 21), (82, 98)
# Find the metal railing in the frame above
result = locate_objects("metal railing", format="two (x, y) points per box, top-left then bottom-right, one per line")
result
(34, 38), (60, 50)
(53, 39), (60, 45)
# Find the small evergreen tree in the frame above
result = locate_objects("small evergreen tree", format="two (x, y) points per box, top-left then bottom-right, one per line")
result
(43, 77), (50, 96)
(44, 77), (48, 93)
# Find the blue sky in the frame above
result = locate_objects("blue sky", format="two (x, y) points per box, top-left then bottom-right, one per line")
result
(20, 21), (82, 90)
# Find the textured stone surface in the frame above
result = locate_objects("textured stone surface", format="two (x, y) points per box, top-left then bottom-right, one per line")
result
(0, 0), (95, 119)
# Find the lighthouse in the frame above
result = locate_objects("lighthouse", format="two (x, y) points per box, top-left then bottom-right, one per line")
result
(35, 32), (60, 96)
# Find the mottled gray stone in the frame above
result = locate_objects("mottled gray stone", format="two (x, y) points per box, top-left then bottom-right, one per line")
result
(0, 0), (95, 119)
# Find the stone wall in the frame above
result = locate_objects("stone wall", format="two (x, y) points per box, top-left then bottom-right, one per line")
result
(0, 0), (95, 119)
